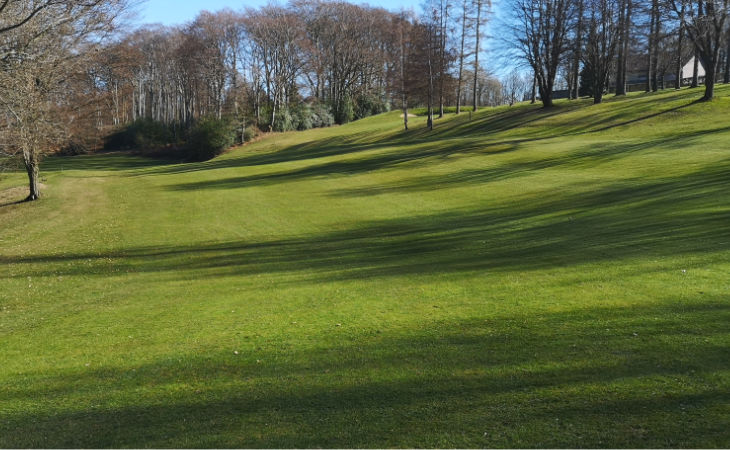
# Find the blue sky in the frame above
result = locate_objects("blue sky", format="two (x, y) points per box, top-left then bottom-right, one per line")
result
(138, 0), (423, 25)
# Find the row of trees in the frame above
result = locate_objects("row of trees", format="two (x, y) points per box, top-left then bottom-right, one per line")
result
(513, 0), (730, 106)
(87, 0), (496, 136)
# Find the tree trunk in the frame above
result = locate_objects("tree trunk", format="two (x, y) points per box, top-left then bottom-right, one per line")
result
(438, 0), (447, 118)
(427, 94), (433, 130)
(703, 58), (716, 100)
(427, 29), (434, 131)
(691, 49), (699, 87)
(270, 93), (277, 132)
(676, 7), (684, 89)
(724, 36), (730, 83)
(650, 0), (660, 91)
(646, 1), (655, 92)
(539, 80), (553, 108)
(615, 0), (626, 95)
(456, 0), (467, 114)
(531, 72), (537, 104)
(621, 0), (632, 92)
(400, 22), (408, 131)
(241, 117), (246, 145)
(472, 0), (481, 112)
(23, 149), (40, 201)
(574, 0), (584, 99)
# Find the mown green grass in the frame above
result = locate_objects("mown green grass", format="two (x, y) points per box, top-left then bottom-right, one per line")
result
(1, 87), (729, 448)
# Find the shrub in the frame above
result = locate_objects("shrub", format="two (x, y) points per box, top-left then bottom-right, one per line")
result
(272, 108), (295, 132)
(310, 103), (334, 128)
(105, 118), (174, 151)
(243, 126), (259, 142)
(187, 117), (236, 161)
(58, 139), (91, 156)
(255, 103), (336, 132)
(292, 104), (313, 131)
(354, 94), (388, 120)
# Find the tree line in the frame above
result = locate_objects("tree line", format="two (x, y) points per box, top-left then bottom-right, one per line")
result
(1, 0), (729, 201)
(513, 0), (730, 106)
(81, 0), (500, 136)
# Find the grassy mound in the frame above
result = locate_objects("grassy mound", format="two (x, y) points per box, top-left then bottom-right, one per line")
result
(1, 87), (729, 447)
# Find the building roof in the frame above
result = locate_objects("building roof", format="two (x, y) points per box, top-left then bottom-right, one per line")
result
(681, 56), (706, 79)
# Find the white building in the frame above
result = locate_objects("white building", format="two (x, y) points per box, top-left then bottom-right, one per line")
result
(681, 56), (706, 81)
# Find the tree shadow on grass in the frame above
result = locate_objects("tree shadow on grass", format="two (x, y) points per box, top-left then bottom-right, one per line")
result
(0, 185), (43, 208)
(41, 152), (177, 174)
(31, 89), (708, 183)
(143, 90), (704, 180)
(162, 119), (729, 194)
(164, 138), (520, 191)
(3, 161), (729, 283)
(330, 127), (730, 197)
(1, 301), (728, 447)
(147, 107), (567, 178)
(0, 197), (26, 208)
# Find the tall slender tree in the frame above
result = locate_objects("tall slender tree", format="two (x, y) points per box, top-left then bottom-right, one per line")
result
(584, 0), (620, 104)
(573, 0), (585, 99)
(472, 0), (484, 111)
(724, 30), (730, 83)
(675, 1), (686, 89)
(615, 0), (632, 95)
(455, 0), (472, 113)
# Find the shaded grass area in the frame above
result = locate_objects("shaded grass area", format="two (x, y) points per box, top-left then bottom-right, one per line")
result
(2, 302), (729, 448)
(3, 161), (729, 282)
(1, 87), (729, 447)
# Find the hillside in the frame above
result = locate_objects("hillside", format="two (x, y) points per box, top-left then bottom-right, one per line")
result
(1, 87), (729, 447)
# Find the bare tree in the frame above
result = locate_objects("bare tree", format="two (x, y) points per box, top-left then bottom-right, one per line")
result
(646, 0), (660, 91)
(472, 0), (488, 111)
(0, 0), (131, 201)
(513, 0), (574, 107)
(503, 69), (528, 105)
(244, 6), (304, 130)
(392, 11), (416, 131)
(583, 0), (620, 103)
(295, 1), (392, 124)
(437, 0), (451, 118)
(724, 27), (730, 83)
(668, 0), (729, 100)
(675, 1), (686, 89)
(572, 0), (585, 99)
(455, 0), (474, 114)
(615, 0), (632, 95)
(426, 20), (437, 129)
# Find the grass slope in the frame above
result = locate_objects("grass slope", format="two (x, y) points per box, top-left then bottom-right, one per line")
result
(1, 87), (729, 448)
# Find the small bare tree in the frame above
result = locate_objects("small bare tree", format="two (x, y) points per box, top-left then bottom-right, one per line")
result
(472, 0), (490, 111)
(0, 0), (131, 201)
(668, 0), (730, 100)
(583, 0), (620, 104)
(503, 69), (528, 105)
(455, 0), (474, 114)
(614, 0), (632, 96)
(513, 0), (574, 108)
